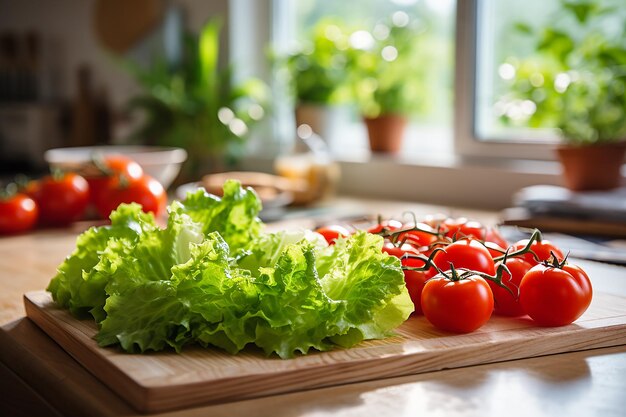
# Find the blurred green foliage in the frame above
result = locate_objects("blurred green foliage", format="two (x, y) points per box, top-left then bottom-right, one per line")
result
(498, 0), (626, 144)
(125, 19), (269, 176)
(278, 11), (446, 120)
(347, 13), (431, 119)
(278, 18), (353, 105)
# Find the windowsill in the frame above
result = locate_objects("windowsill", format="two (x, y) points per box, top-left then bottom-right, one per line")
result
(240, 151), (566, 211)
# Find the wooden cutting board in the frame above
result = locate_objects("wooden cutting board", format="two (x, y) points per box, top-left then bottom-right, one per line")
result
(25, 290), (626, 413)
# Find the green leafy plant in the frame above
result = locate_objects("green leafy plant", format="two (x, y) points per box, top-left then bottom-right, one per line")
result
(126, 19), (269, 176)
(347, 13), (432, 119)
(497, 0), (626, 145)
(278, 19), (353, 106)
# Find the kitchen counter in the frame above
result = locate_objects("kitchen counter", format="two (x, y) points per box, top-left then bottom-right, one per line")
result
(1, 197), (625, 417)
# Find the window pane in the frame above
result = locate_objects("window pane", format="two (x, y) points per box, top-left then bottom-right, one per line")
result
(273, 0), (456, 158)
(475, 0), (626, 144)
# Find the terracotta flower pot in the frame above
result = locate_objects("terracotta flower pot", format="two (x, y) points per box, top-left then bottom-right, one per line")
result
(556, 142), (626, 191)
(364, 114), (407, 154)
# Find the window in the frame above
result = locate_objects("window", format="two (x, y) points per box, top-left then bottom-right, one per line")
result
(458, 0), (626, 160)
(455, 0), (562, 160)
(236, 0), (624, 163)
(270, 0), (456, 160)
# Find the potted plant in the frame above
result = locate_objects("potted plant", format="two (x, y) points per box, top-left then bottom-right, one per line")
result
(124, 19), (269, 180)
(348, 13), (429, 154)
(498, 0), (626, 190)
(279, 19), (353, 143)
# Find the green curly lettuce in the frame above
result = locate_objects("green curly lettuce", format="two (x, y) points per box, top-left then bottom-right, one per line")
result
(47, 180), (412, 358)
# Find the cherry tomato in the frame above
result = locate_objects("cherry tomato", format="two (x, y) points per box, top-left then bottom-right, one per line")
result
(421, 274), (494, 333)
(33, 173), (89, 225)
(484, 241), (506, 258)
(86, 156), (143, 207)
(367, 219), (402, 234)
(0, 193), (38, 234)
(485, 227), (509, 249)
(315, 225), (351, 245)
(512, 238), (564, 265)
(489, 258), (533, 316)
(95, 175), (166, 219)
(519, 262), (592, 326)
(440, 217), (486, 240)
(382, 241), (420, 258)
(395, 222), (438, 248)
(402, 256), (429, 315)
(430, 239), (496, 278)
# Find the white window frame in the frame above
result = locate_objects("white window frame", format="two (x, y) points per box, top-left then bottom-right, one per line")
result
(454, 0), (561, 161)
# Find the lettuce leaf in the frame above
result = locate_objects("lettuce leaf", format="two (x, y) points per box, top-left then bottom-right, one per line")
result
(46, 204), (159, 321)
(177, 180), (262, 251)
(47, 180), (412, 358)
(317, 232), (413, 347)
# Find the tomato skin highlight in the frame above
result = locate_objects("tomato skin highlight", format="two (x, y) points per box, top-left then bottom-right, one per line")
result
(421, 275), (494, 333)
(489, 258), (532, 316)
(315, 225), (350, 245)
(34, 173), (89, 225)
(0, 193), (38, 234)
(519, 263), (593, 326)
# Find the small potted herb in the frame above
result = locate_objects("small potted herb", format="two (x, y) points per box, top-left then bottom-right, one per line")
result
(348, 13), (429, 153)
(279, 19), (353, 143)
(497, 0), (626, 190)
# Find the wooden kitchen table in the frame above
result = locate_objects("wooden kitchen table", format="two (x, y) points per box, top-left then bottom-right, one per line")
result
(1, 197), (626, 417)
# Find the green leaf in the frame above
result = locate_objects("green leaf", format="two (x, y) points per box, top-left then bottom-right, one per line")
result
(513, 23), (533, 35)
(198, 19), (220, 92)
(563, 0), (596, 24)
(178, 179), (263, 252)
(46, 204), (158, 321)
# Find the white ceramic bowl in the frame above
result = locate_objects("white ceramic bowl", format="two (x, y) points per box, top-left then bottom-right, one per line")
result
(44, 146), (188, 189)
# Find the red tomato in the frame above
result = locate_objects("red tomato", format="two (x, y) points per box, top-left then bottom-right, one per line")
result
(430, 239), (496, 278)
(485, 227), (509, 249)
(95, 175), (166, 219)
(512, 238), (564, 265)
(519, 263), (593, 326)
(382, 241), (420, 258)
(86, 156), (144, 208)
(395, 222), (438, 248)
(421, 274), (494, 333)
(381, 240), (429, 314)
(0, 193), (38, 234)
(441, 217), (486, 240)
(316, 225), (351, 245)
(33, 173), (89, 225)
(402, 256), (429, 315)
(489, 258), (533, 316)
(367, 219), (402, 234)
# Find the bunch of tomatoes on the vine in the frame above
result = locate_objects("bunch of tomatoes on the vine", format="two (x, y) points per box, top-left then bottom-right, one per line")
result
(316, 215), (593, 333)
(0, 155), (166, 235)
